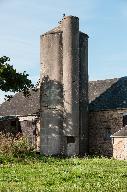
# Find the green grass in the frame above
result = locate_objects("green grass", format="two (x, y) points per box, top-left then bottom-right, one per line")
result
(0, 155), (127, 192)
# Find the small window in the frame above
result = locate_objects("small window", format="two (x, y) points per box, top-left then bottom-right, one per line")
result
(112, 137), (114, 144)
(123, 114), (127, 127)
(104, 128), (111, 141)
(67, 136), (75, 143)
(11, 121), (16, 126)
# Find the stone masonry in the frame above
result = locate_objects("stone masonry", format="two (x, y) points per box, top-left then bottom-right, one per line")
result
(112, 137), (127, 160)
(40, 16), (88, 156)
(89, 109), (127, 157)
(111, 126), (127, 160)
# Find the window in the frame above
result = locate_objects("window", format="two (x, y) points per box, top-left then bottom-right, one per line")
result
(123, 114), (127, 127)
(67, 136), (75, 143)
(104, 128), (111, 141)
(11, 121), (16, 126)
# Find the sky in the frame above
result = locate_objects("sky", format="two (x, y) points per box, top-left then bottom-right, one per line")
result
(0, 0), (127, 103)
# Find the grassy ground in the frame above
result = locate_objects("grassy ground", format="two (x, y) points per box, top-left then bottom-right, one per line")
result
(0, 155), (127, 192)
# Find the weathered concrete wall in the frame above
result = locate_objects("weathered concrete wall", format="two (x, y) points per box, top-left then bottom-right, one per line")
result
(79, 32), (89, 155)
(40, 32), (63, 83)
(89, 109), (127, 156)
(112, 137), (127, 160)
(62, 16), (79, 156)
(40, 31), (63, 155)
(40, 16), (88, 156)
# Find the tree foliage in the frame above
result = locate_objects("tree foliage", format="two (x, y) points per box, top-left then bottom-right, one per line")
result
(0, 56), (34, 99)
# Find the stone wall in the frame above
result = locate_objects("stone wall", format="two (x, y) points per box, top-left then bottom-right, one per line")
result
(19, 116), (40, 148)
(88, 109), (127, 156)
(112, 137), (127, 160)
(0, 115), (40, 150)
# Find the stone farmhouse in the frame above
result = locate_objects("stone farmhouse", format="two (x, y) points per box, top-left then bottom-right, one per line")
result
(0, 16), (127, 160)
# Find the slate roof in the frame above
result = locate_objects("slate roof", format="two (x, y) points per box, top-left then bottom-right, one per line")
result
(1, 76), (127, 116)
(42, 25), (62, 36)
(89, 77), (127, 111)
(111, 126), (127, 137)
(0, 89), (40, 116)
(89, 78), (118, 102)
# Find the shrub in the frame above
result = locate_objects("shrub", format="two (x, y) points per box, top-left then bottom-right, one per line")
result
(0, 133), (14, 155)
(0, 132), (34, 161)
(12, 136), (34, 158)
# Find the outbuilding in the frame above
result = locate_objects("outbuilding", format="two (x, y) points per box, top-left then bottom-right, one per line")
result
(111, 126), (127, 160)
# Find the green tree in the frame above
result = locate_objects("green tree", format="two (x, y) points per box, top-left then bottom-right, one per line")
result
(0, 56), (34, 100)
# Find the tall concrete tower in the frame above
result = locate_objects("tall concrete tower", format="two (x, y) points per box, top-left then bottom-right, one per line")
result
(40, 16), (88, 156)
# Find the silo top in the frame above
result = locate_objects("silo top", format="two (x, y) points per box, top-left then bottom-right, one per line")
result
(41, 15), (88, 38)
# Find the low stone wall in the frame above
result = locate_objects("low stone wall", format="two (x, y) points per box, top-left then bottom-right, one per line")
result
(19, 116), (40, 149)
(88, 109), (127, 157)
(0, 115), (40, 150)
(112, 137), (127, 160)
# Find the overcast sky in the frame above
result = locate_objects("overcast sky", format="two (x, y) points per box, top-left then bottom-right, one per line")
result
(0, 0), (127, 103)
